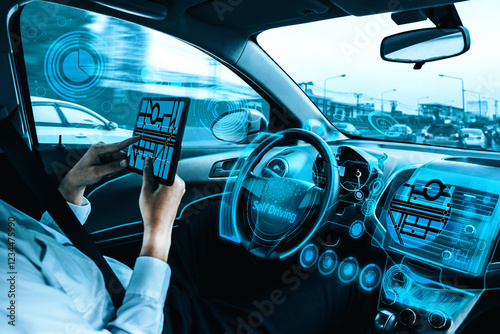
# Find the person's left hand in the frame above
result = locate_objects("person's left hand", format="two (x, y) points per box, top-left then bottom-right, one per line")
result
(58, 136), (140, 205)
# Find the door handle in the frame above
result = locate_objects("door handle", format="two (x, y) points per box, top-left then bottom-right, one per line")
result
(209, 158), (244, 178)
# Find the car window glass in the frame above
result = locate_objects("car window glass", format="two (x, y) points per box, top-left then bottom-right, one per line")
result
(32, 105), (62, 126)
(59, 107), (105, 128)
(20, 2), (269, 146)
(259, 0), (500, 151)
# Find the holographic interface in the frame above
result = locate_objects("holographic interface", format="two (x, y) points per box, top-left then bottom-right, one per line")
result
(128, 98), (190, 185)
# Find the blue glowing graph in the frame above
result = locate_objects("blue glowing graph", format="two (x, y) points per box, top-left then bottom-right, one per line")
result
(44, 31), (106, 100)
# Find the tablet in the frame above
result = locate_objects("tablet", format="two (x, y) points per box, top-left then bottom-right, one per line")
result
(128, 97), (190, 186)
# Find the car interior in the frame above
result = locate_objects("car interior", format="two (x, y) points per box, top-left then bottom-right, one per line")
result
(1, 0), (500, 333)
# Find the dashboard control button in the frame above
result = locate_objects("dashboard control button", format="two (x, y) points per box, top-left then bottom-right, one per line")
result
(354, 190), (364, 201)
(464, 224), (475, 235)
(359, 263), (382, 291)
(299, 244), (319, 269)
(400, 308), (418, 327)
(442, 250), (452, 260)
(318, 250), (338, 275)
(428, 311), (450, 330)
(338, 257), (359, 283)
(349, 220), (364, 239)
(373, 310), (398, 333)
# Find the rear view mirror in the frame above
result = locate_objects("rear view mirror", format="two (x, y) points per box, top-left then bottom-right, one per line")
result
(211, 108), (268, 144)
(381, 27), (470, 68)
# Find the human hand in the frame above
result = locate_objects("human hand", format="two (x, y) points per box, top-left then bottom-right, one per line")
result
(58, 136), (140, 205)
(139, 156), (185, 262)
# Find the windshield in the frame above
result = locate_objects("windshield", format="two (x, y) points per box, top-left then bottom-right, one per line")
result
(258, 0), (500, 152)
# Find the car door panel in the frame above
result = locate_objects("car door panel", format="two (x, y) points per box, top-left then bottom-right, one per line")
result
(83, 150), (244, 248)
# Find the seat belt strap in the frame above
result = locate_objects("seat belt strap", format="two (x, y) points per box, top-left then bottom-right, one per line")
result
(0, 108), (125, 308)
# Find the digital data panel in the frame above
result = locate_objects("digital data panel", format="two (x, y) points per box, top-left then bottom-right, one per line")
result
(381, 166), (500, 276)
(387, 178), (453, 249)
(128, 98), (190, 185)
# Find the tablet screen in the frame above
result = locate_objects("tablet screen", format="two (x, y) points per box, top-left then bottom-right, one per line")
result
(128, 97), (190, 185)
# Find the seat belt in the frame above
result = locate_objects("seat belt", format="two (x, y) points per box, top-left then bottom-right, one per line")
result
(0, 107), (125, 309)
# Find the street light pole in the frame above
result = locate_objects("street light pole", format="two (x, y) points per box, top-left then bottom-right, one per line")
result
(323, 74), (346, 113)
(381, 89), (396, 113)
(354, 93), (363, 116)
(439, 74), (465, 115)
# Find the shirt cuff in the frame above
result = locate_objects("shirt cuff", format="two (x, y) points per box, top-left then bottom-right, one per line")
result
(66, 197), (91, 225)
(126, 256), (171, 304)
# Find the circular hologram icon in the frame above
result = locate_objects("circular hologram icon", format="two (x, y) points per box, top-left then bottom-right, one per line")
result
(354, 190), (364, 201)
(368, 112), (399, 137)
(44, 31), (107, 100)
(318, 250), (338, 275)
(361, 199), (376, 216)
(349, 220), (365, 239)
(382, 265), (411, 299)
(299, 244), (319, 269)
(359, 263), (382, 291)
(338, 257), (359, 283)
(101, 101), (113, 113)
(191, 85), (249, 131)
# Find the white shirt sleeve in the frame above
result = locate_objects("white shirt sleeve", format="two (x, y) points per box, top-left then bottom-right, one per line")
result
(108, 256), (171, 333)
(39, 196), (91, 230)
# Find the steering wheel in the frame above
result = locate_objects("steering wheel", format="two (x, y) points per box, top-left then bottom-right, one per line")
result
(228, 128), (339, 260)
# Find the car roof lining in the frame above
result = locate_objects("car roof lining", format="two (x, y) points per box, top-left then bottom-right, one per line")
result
(13, 0), (469, 66)
(185, 0), (469, 34)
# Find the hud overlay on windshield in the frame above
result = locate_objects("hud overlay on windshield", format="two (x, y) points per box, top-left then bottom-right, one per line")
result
(128, 98), (190, 185)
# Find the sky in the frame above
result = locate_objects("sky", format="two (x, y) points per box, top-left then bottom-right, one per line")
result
(258, 0), (500, 117)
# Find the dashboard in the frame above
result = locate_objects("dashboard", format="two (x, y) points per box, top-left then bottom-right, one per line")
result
(337, 144), (500, 334)
(222, 141), (500, 333)
(85, 135), (500, 334)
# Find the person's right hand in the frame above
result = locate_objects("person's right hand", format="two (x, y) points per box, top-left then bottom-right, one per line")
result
(58, 136), (140, 205)
(139, 156), (185, 262)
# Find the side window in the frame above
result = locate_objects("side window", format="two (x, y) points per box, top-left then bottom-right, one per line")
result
(32, 105), (63, 127)
(59, 107), (106, 128)
(20, 2), (270, 146)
